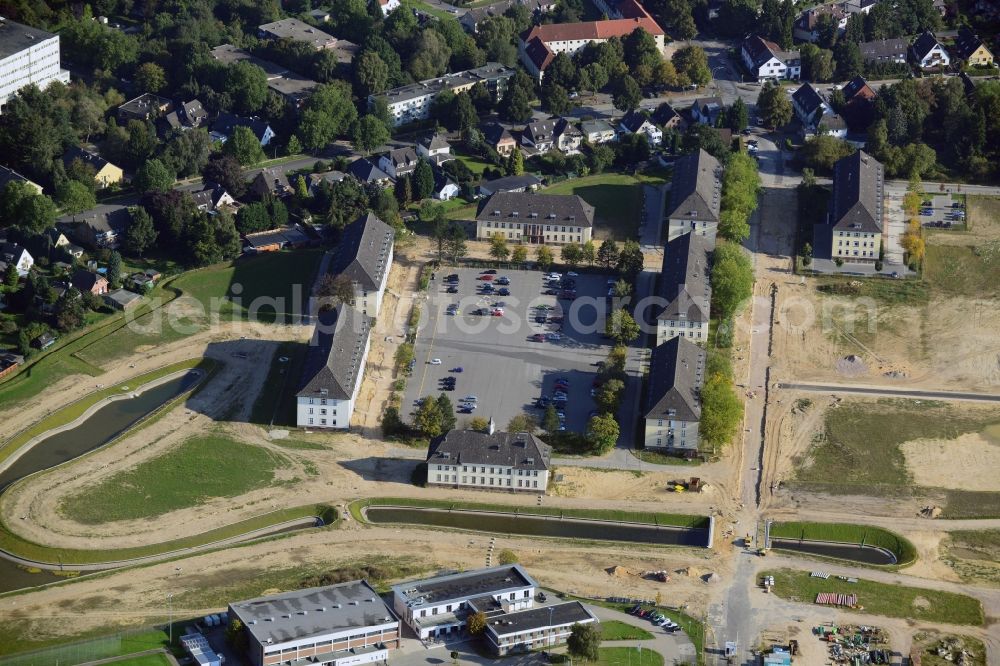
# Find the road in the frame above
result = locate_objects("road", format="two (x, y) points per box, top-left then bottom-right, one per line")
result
(776, 382), (1000, 403)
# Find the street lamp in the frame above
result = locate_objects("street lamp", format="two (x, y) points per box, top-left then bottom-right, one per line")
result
(167, 593), (174, 646)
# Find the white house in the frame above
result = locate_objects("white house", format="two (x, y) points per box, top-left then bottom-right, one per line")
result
(580, 119), (616, 144)
(664, 149), (722, 244)
(690, 97), (724, 125)
(0, 242), (33, 277)
(618, 110), (662, 145)
(911, 30), (950, 69)
(554, 118), (583, 153)
(432, 166), (460, 201)
(644, 336), (706, 452)
(416, 133), (454, 165)
(327, 212), (395, 317)
(0, 17), (70, 111)
(521, 119), (557, 153)
(378, 0), (401, 15)
(378, 146), (420, 180)
(426, 428), (551, 492)
(656, 233), (712, 345)
(295, 304), (371, 430)
(792, 82), (847, 137)
(740, 35), (801, 80)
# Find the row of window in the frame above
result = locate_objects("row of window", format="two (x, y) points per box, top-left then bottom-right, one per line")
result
(414, 591), (529, 619)
(661, 330), (704, 340)
(836, 240), (876, 247)
(306, 417), (337, 426)
(836, 231), (876, 237)
(434, 474), (541, 488)
(483, 221), (580, 232)
(307, 408), (337, 416)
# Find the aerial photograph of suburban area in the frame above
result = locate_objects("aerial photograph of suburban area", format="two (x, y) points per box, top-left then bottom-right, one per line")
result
(0, 0), (998, 663)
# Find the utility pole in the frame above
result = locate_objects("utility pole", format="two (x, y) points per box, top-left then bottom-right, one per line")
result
(168, 593), (174, 645)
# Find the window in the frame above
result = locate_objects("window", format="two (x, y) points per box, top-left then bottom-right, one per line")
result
(309, 418), (314, 425)
(321, 418), (327, 425)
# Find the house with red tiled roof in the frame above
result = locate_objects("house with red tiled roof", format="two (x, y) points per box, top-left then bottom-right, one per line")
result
(518, 2), (665, 80)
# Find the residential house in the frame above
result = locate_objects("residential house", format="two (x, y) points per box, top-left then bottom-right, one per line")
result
(665, 149), (722, 244)
(618, 110), (663, 145)
(71, 269), (108, 296)
(307, 170), (347, 196)
(840, 75), (877, 130)
(211, 44), (317, 107)
(521, 119), (557, 153)
(258, 18), (337, 50)
(416, 133), (454, 165)
(128, 270), (160, 293)
(482, 122), (518, 157)
(247, 167), (292, 199)
(426, 427), (551, 492)
(953, 27), (994, 67)
(346, 158), (392, 187)
(554, 117), (583, 153)
(0, 165), (42, 194)
(371, 63), (515, 127)
(477, 174), (542, 197)
(859, 38), (909, 65)
(211, 113), (275, 146)
(103, 288), (141, 311)
(190, 186), (236, 213)
(47, 229), (84, 258)
(378, 146), (420, 179)
(644, 336), (706, 452)
(179, 99), (208, 126)
(0, 17), (70, 112)
(327, 212), (395, 317)
(243, 225), (312, 252)
(792, 82), (847, 137)
(61, 204), (130, 250)
(656, 232), (712, 345)
(792, 5), (847, 43)
(308, 8), (331, 22)
(460, 0), (555, 33)
(62, 146), (123, 188)
(651, 102), (685, 132)
(0, 242), (32, 277)
(580, 118), (617, 144)
(117, 93), (172, 123)
(432, 167), (460, 201)
(739, 35), (801, 80)
(815, 150), (884, 263)
(228, 580), (399, 666)
(295, 304), (371, 429)
(690, 97), (724, 125)
(911, 30), (950, 70)
(842, 0), (878, 14)
(518, 1), (665, 80)
(474, 192), (594, 245)
(482, 602), (598, 656)
(32, 331), (56, 350)
(377, 0), (401, 16)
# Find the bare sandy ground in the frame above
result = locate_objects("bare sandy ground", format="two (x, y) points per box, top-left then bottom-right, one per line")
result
(901, 433), (1000, 492)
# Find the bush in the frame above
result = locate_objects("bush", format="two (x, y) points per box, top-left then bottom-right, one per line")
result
(497, 549), (518, 564)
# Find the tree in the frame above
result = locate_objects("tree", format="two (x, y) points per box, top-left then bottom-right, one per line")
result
(106, 251), (122, 288)
(727, 98), (749, 132)
(54, 288), (85, 332)
(834, 40), (863, 80)
(605, 309), (640, 345)
(413, 159), (435, 200)
(536, 245), (553, 271)
(4, 263), (18, 290)
(489, 233), (509, 262)
(566, 620), (600, 661)
(580, 240), (596, 265)
(508, 148), (525, 176)
(444, 224), (467, 262)
(125, 206), (157, 257)
(512, 245), (528, 264)
(597, 239), (620, 269)
(543, 404), (561, 433)
(497, 549), (519, 564)
(719, 152), (760, 243)
(586, 414), (620, 455)
(800, 135), (855, 173)
(286, 135), (303, 156)
(354, 50), (390, 98)
(470, 416), (490, 431)
(225, 61), (270, 115)
(224, 126), (265, 166)
(134, 158), (174, 193)
(612, 75), (641, 112)
(757, 81), (793, 129)
(437, 393), (457, 432)
(415, 395), (445, 437)
(711, 241), (754, 319)
(595, 378), (625, 414)
(298, 82), (358, 151)
(612, 279), (632, 298)
(134, 62), (166, 93)
(499, 71), (535, 122)
(673, 45), (712, 86)
(507, 413), (538, 433)
(56, 180), (96, 214)
(561, 243), (582, 267)
(616, 240), (643, 277)
(700, 352), (742, 449)
(351, 114), (390, 154)
(800, 43), (836, 83)
(467, 611), (488, 635)
(0, 181), (57, 233)
(316, 273), (356, 308)
(900, 218), (925, 264)
(541, 82), (572, 116)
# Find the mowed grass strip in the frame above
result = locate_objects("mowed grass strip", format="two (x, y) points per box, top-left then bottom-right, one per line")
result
(763, 568), (984, 626)
(769, 522), (917, 566)
(594, 647), (664, 666)
(790, 399), (1000, 495)
(599, 620), (655, 640)
(924, 244), (1000, 298)
(61, 434), (287, 524)
(106, 654), (173, 666)
(0, 627), (170, 662)
(360, 497), (709, 528)
(543, 173), (657, 241)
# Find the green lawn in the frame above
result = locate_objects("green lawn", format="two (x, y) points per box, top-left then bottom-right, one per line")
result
(61, 433), (288, 524)
(941, 530), (1000, 587)
(788, 399), (1000, 506)
(250, 341), (309, 426)
(769, 521), (916, 566)
(763, 568), (984, 626)
(924, 243), (1000, 298)
(401, 0), (457, 20)
(594, 647), (664, 666)
(106, 654), (173, 666)
(631, 450), (703, 466)
(0, 628), (170, 663)
(542, 173), (658, 241)
(599, 620), (654, 641)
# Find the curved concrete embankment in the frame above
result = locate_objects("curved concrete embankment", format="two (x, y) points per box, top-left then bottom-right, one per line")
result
(769, 538), (897, 566)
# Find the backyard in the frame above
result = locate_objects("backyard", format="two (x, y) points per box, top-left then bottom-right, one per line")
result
(544, 172), (666, 241)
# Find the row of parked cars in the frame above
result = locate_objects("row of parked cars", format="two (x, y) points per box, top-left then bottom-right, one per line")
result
(628, 605), (682, 633)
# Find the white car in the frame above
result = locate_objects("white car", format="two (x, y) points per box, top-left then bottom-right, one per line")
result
(546, 272), (561, 280)
(546, 332), (562, 341)
(429, 358), (442, 365)
(566, 271), (579, 277)
(462, 395), (478, 402)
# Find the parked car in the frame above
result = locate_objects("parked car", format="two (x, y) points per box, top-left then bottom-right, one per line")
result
(498, 288), (510, 296)
(483, 269), (497, 274)
(543, 288), (559, 295)
(446, 286), (458, 293)
(497, 276), (510, 285)
(429, 358), (442, 365)
(531, 333), (546, 342)
(463, 395), (479, 402)
(547, 332), (562, 341)
(479, 274), (495, 281)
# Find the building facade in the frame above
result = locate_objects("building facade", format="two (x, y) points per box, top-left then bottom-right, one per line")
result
(665, 149), (721, 244)
(655, 233), (712, 346)
(644, 336), (706, 452)
(229, 580), (399, 666)
(739, 35), (801, 80)
(823, 150), (884, 263)
(0, 17), (70, 111)
(372, 63), (515, 127)
(484, 602), (598, 655)
(426, 429), (551, 493)
(474, 192), (594, 245)
(326, 212), (395, 317)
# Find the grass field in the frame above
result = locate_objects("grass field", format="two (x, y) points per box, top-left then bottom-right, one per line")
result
(763, 568), (984, 626)
(789, 399), (1000, 502)
(543, 173), (665, 241)
(250, 341), (308, 426)
(593, 647), (663, 666)
(916, 632), (987, 666)
(355, 497), (710, 528)
(0, 628), (170, 663)
(106, 654), (172, 666)
(941, 530), (1000, 587)
(924, 244), (1000, 298)
(769, 522), (917, 566)
(814, 274), (930, 306)
(598, 620), (655, 641)
(61, 433), (288, 524)
(631, 450), (702, 466)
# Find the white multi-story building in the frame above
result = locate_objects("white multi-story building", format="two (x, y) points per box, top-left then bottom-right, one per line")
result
(739, 35), (801, 81)
(426, 427), (551, 493)
(474, 192), (594, 245)
(0, 17), (70, 112)
(391, 565), (538, 640)
(228, 580), (400, 666)
(326, 212), (394, 317)
(655, 233), (711, 346)
(644, 336), (706, 452)
(665, 149), (721, 244)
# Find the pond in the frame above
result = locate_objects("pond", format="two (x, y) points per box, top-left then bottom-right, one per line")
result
(770, 538), (897, 566)
(364, 506), (710, 547)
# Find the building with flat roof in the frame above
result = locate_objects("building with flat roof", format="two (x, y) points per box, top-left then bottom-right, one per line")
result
(426, 428), (551, 493)
(117, 92), (173, 123)
(211, 44), (317, 106)
(644, 336), (706, 452)
(474, 192), (594, 245)
(665, 149), (721, 244)
(371, 63), (515, 127)
(392, 565), (537, 639)
(179, 632), (221, 666)
(228, 579), (400, 666)
(0, 16), (70, 112)
(483, 601), (598, 655)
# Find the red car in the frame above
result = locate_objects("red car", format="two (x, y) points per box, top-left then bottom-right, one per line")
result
(531, 333), (546, 342)
(491, 309), (504, 316)
(479, 274), (495, 281)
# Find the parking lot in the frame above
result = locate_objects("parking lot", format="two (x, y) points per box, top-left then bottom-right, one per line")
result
(403, 267), (639, 436)
(919, 193), (966, 229)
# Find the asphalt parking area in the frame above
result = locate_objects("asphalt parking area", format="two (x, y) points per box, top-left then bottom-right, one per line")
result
(403, 267), (631, 434)
(919, 193), (965, 229)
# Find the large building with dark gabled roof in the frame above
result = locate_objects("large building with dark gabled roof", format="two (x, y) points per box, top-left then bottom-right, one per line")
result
(656, 233), (712, 346)
(474, 192), (594, 245)
(644, 336), (706, 452)
(426, 427), (551, 493)
(327, 213), (395, 316)
(665, 149), (722, 244)
(814, 150), (883, 263)
(295, 304), (371, 429)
